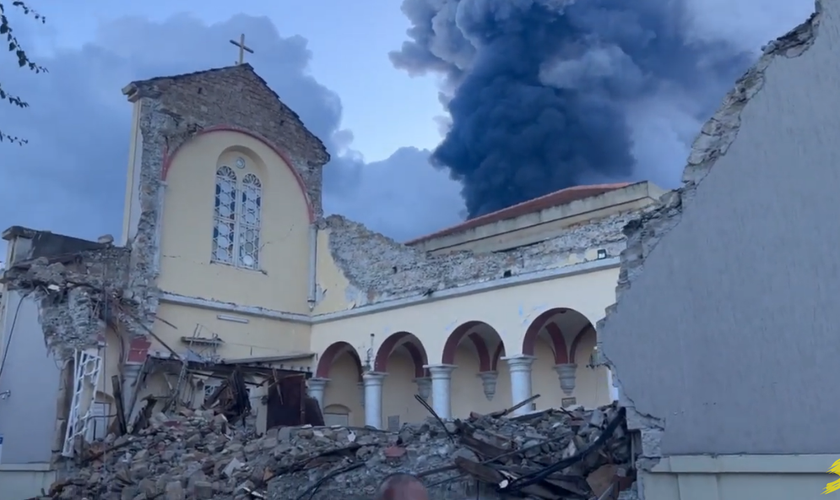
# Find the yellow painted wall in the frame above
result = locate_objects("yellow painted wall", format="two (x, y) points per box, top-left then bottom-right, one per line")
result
(312, 228), (354, 315)
(96, 327), (124, 401)
(151, 302), (312, 362)
(321, 353), (364, 427)
(449, 344), (513, 417)
(157, 130), (311, 314)
(311, 267), (619, 363)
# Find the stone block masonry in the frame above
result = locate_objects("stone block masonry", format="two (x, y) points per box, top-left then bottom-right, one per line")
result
(324, 207), (643, 306)
(123, 64), (331, 333)
(1, 245), (131, 357)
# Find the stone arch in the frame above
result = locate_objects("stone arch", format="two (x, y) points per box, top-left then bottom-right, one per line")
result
(374, 332), (428, 378)
(315, 341), (363, 381)
(442, 321), (503, 372)
(523, 307), (598, 364)
(522, 308), (570, 364)
(161, 125), (314, 222)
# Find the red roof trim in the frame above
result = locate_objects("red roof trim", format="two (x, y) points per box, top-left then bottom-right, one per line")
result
(406, 183), (631, 245)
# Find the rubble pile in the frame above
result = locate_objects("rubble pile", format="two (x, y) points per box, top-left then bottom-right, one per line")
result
(41, 403), (635, 500)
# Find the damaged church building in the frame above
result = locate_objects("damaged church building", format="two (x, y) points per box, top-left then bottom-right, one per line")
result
(0, 2), (833, 499)
(0, 58), (666, 495)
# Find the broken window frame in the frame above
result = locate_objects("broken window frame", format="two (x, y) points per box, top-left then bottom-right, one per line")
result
(62, 348), (103, 457)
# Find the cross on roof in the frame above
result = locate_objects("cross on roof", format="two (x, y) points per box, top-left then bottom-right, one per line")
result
(229, 34), (254, 65)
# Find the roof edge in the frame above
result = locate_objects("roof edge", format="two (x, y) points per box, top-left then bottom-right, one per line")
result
(406, 182), (636, 245)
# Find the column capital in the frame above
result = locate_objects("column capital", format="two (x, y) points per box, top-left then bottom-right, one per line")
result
(424, 364), (457, 377)
(362, 371), (387, 384)
(502, 355), (536, 370)
(553, 363), (578, 373)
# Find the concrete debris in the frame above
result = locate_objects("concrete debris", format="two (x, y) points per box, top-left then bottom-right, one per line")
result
(38, 403), (632, 500)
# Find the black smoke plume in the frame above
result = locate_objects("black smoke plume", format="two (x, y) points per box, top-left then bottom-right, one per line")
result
(391, 0), (753, 217)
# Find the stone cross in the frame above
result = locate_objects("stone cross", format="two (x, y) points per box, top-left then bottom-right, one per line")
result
(229, 34), (254, 65)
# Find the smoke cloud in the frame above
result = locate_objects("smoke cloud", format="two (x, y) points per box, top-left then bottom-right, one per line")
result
(391, 0), (755, 217)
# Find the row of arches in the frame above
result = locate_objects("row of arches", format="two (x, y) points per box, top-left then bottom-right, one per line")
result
(310, 308), (614, 428)
(314, 307), (598, 379)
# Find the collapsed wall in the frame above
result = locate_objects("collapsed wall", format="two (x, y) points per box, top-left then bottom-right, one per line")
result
(1, 242), (132, 357)
(47, 403), (634, 500)
(323, 208), (643, 306)
(595, 0), (822, 489)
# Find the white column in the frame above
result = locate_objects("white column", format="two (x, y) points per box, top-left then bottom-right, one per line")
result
(503, 355), (535, 416)
(424, 364), (456, 420)
(362, 372), (386, 429)
(307, 377), (329, 410)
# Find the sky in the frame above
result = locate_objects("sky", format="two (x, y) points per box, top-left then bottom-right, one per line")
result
(0, 0), (815, 263)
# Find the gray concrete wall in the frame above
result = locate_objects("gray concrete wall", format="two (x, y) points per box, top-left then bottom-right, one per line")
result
(0, 290), (61, 464)
(600, 3), (828, 457)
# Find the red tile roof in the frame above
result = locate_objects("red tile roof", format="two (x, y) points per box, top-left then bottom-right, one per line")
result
(406, 183), (631, 245)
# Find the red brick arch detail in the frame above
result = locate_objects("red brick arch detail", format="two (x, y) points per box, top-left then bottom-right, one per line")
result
(491, 342), (506, 371)
(160, 124), (315, 223)
(316, 341), (363, 382)
(522, 308), (569, 364)
(441, 321), (497, 372)
(374, 332), (429, 378)
(569, 324), (596, 364)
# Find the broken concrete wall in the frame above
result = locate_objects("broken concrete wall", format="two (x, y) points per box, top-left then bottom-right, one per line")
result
(2, 245), (131, 357)
(124, 65), (330, 330)
(322, 208), (641, 307)
(598, 0), (825, 463)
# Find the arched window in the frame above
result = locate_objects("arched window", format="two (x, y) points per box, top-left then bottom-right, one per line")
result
(212, 166), (238, 264)
(211, 163), (263, 270)
(238, 173), (262, 269)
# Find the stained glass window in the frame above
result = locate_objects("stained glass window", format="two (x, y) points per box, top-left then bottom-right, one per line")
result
(238, 173), (262, 269)
(212, 166), (237, 264)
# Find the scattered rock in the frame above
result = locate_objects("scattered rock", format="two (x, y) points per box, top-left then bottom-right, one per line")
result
(41, 404), (633, 500)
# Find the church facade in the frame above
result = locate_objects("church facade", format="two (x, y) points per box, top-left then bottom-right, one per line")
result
(0, 63), (665, 495)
